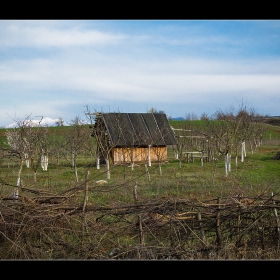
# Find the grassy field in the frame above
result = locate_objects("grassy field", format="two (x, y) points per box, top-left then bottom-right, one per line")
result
(1, 120), (280, 203)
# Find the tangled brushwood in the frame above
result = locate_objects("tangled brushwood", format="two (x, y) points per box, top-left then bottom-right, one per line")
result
(1, 184), (280, 260)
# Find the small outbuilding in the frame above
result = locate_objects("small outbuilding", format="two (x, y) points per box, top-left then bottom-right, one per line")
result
(91, 112), (177, 165)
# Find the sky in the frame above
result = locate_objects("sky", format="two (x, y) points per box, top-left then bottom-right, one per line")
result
(1, 19), (280, 128)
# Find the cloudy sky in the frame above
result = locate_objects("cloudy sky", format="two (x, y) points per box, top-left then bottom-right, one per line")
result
(1, 19), (280, 127)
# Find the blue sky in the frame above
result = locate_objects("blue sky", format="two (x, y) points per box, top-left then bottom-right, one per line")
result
(1, 20), (280, 127)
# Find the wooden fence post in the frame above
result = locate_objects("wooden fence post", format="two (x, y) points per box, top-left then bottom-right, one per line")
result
(197, 212), (207, 247)
(237, 202), (241, 242)
(82, 170), (90, 241)
(82, 170), (90, 212)
(133, 182), (144, 246)
(272, 192), (280, 251)
(138, 215), (144, 246)
(216, 196), (223, 249)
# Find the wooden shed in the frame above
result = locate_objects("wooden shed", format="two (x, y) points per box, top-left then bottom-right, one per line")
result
(91, 113), (177, 165)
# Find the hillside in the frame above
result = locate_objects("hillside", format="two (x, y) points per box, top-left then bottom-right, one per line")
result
(256, 116), (280, 127)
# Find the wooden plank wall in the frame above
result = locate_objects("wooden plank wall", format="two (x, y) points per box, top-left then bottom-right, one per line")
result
(113, 147), (167, 164)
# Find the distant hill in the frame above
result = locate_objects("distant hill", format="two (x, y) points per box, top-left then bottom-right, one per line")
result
(171, 117), (184, 121)
(255, 116), (280, 127)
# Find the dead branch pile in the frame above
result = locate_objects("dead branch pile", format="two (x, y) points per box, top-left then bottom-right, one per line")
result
(1, 186), (280, 260)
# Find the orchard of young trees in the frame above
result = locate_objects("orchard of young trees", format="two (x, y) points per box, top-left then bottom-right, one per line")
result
(0, 105), (270, 198)
(0, 105), (279, 260)
(170, 105), (268, 178)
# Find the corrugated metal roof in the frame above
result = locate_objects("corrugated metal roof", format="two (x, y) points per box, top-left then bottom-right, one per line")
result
(97, 113), (177, 147)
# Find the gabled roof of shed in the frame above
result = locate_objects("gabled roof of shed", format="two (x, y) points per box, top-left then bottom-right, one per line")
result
(95, 113), (177, 147)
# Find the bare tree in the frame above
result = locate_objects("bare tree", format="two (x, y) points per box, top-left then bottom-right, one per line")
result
(56, 116), (91, 184)
(5, 116), (49, 197)
(205, 105), (266, 176)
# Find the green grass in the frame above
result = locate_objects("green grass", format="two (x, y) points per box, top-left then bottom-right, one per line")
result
(1, 151), (279, 200)
(1, 123), (280, 203)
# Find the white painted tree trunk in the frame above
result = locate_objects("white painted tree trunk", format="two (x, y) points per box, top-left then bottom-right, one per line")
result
(41, 155), (48, 171)
(14, 159), (24, 199)
(224, 153), (231, 177)
(224, 156), (228, 177)
(148, 145), (151, 167)
(130, 149), (134, 171)
(241, 141), (246, 162)
(159, 164), (162, 175)
(71, 152), (75, 168)
(24, 153), (30, 168)
(131, 161), (134, 171)
(250, 140), (254, 154)
(228, 153), (231, 172)
(106, 155), (110, 180)
(96, 157), (100, 169)
(74, 168), (79, 183)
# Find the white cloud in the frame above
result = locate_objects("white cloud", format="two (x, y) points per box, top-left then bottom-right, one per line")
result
(0, 20), (126, 48)
(1, 56), (280, 104)
(5, 116), (72, 129)
(1, 20), (280, 127)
